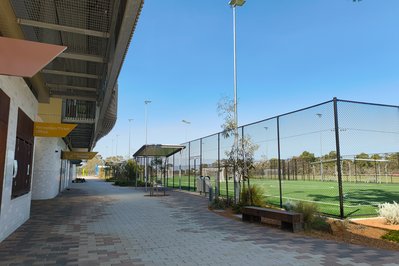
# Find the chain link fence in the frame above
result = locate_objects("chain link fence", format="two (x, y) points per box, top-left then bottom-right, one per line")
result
(161, 98), (398, 218)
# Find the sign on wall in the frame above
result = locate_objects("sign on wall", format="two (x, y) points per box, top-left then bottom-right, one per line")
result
(61, 152), (97, 160)
(33, 122), (77, 137)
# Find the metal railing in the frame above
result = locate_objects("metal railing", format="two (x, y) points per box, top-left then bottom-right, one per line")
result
(62, 99), (96, 123)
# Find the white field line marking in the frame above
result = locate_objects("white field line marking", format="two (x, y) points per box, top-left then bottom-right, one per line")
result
(264, 194), (376, 208)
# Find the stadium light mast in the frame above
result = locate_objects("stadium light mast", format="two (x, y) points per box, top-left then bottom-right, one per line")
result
(144, 100), (152, 191)
(229, 0), (245, 203)
(181, 119), (191, 142)
(128, 118), (134, 158)
(115, 134), (119, 156)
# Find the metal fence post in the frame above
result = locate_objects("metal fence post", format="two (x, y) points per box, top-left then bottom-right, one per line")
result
(172, 154), (175, 188)
(241, 126), (245, 203)
(188, 142), (191, 191)
(217, 133), (220, 199)
(333, 97), (344, 219)
(200, 138), (203, 177)
(277, 117), (283, 208)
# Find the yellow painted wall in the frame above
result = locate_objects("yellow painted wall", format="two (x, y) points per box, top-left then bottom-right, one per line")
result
(37, 98), (62, 123)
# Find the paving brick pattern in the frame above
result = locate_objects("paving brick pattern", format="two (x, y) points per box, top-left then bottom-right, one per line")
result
(0, 177), (398, 265)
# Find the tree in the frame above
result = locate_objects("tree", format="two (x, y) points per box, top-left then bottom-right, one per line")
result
(82, 154), (103, 176)
(224, 135), (259, 188)
(217, 97), (259, 203)
(104, 156), (124, 179)
(299, 151), (316, 162)
(124, 159), (140, 181)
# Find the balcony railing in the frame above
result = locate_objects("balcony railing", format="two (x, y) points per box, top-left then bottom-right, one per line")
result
(62, 99), (96, 123)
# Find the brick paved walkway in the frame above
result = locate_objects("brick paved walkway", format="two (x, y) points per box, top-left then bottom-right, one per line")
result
(0, 177), (398, 266)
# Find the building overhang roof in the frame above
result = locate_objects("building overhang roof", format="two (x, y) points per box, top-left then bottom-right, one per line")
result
(133, 145), (186, 158)
(0, 0), (144, 151)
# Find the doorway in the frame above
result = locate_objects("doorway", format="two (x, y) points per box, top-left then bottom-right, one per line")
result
(0, 88), (10, 207)
(11, 108), (34, 198)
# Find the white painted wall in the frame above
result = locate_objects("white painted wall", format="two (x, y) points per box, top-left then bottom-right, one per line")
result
(71, 164), (76, 181)
(31, 137), (68, 200)
(0, 75), (38, 243)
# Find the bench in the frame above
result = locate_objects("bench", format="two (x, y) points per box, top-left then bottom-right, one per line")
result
(242, 206), (303, 232)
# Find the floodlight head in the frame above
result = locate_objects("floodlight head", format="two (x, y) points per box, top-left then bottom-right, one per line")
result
(229, 0), (246, 7)
(144, 100), (151, 104)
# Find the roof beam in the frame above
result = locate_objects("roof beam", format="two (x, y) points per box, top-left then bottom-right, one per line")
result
(58, 52), (105, 63)
(42, 69), (100, 79)
(50, 94), (97, 101)
(47, 83), (97, 92)
(17, 18), (110, 38)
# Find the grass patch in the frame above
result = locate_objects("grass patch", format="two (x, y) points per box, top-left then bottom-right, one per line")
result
(381, 230), (399, 243)
(167, 176), (399, 217)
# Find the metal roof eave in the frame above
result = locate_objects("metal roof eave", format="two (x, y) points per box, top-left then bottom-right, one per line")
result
(133, 144), (186, 158)
(91, 0), (144, 150)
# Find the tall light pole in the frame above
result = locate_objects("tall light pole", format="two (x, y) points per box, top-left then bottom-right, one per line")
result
(316, 113), (323, 180)
(128, 118), (134, 158)
(144, 100), (151, 191)
(182, 119), (191, 142)
(229, 0), (245, 203)
(144, 100), (151, 145)
(115, 134), (119, 156)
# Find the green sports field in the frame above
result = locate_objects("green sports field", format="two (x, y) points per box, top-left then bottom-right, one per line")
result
(166, 175), (399, 217)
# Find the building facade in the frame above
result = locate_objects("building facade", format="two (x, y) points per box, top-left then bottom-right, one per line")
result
(0, 0), (143, 242)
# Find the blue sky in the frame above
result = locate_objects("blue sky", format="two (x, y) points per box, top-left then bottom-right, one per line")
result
(95, 0), (399, 158)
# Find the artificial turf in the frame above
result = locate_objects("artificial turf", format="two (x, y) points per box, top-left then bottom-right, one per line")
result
(166, 175), (399, 217)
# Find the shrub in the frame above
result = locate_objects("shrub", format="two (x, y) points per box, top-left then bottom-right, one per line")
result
(381, 230), (399, 243)
(283, 201), (297, 211)
(240, 185), (265, 207)
(311, 216), (332, 233)
(113, 180), (149, 187)
(114, 180), (134, 186)
(292, 201), (319, 230)
(377, 201), (399, 225)
(209, 198), (229, 210)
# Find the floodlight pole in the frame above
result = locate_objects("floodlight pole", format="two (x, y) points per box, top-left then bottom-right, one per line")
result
(264, 127), (269, 160)
(128, 118), (133, 158)
(144, 100), (152, 191)
(229, 0), (245, 203)
(182, 119), (191, 142)
(115, 134), (119, 156)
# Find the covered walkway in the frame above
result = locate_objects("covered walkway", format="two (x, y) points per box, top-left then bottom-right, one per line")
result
(0, 177), (398, 266)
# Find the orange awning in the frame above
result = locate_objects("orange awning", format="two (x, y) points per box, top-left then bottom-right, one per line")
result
(0, 37), (66, 78)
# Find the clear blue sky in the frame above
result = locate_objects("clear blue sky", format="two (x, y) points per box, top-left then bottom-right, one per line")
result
(95, 0), (399, 159)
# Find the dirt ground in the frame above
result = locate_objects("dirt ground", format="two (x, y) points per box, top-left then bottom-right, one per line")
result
(212, 208), (399, 251)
